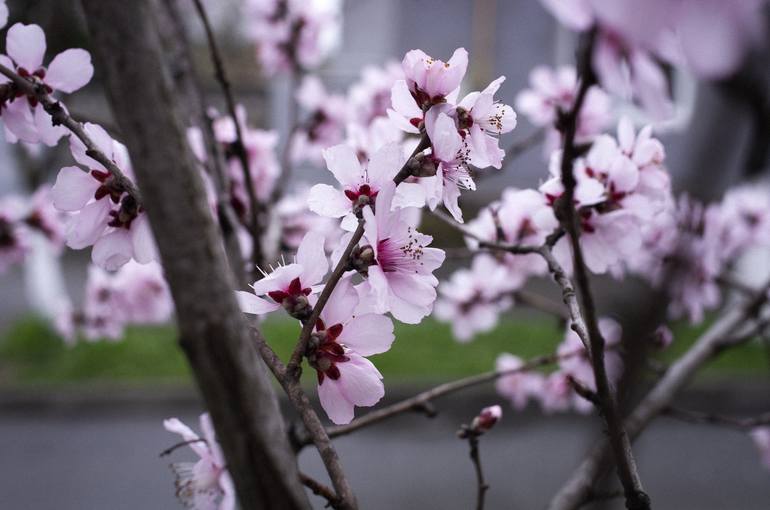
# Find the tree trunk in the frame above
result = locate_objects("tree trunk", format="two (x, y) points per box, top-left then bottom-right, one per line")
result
(79, 1), (310, 508)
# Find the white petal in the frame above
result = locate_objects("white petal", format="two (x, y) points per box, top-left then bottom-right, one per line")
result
(130, 214), (158, 263)
(65, 199), (110, 249)
(297, 230), (328, 286)
(338, 314), (394, 356)
(322, 144), (363, 187)
(337, 354), (384, 407)
(235, 291), (280, 315)
(317, 378), (354, 425)
(307, 184), (351, 218)
(45, 49), (94, 93)
(51, 166), (98, 211)
(7, 23), (45, 71)
(92, 230), (132, 270)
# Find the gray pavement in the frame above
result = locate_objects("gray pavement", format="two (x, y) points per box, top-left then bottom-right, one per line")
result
(1, 389), (769, 510)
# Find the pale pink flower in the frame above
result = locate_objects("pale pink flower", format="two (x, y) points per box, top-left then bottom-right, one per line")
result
(272, 186), (343, 253)
(163, 414), (235, 510)
(51, 123), (155, 270)
(456, 76), (517, 169)
(310, 276), (393, 424)
(466, 188), (559, 286)
(495, 353), (545, 411)
(308, 142), (405, 230)
(515, 65), (611, 153)
(347, 62), (404, 127)
(402, 48), (468, 109)
(421, 110), (475, 222)
(434, 254), (515, 342)
(0, 23), (93, 144)
(354, 183), (445, 324)
(750, 427), (770, 472)
(236, 230), (328, 318)
(291, 75), (346, 164)
(344, 117), (403, 164)
(245, 0), (341, 74)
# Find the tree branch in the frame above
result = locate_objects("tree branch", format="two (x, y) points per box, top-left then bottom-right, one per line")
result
(547, 281), (770, 510)
(554, 28), (649, 510)
(300, 472), (343, 510)
(662, 408), (770, 431)
(467, 435), (489, 510)
(191, 0), (266, 271)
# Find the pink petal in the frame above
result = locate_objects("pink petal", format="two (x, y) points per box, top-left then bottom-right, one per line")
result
(130, 214), (158, 263)
(0, 3), (8, 30)
(69, 122), (113, 170)
(319, 276), (357, 327)
(427, 111), (462, 162)
(318, 377), (355, 425)
(6, 23), (46, 71)
(338, 314), (394, 356)
(322, 144), (363, 187)
(366, 142), (404, 187)
(235, 291), (280, 315)
(307, 184), (351, 218)
(65, 198), (111, 249)
(45, 49), (94, 93)
(51, 166), (98, 211)
(297, 230), (328, 286)
(336, 354), (384, 407)
(4, 98), (39, 143)
(92, 230), (132, 270)
(390, 79), (422, 119)
(163, 418), (208, 459)
(33, 103), (68, 146)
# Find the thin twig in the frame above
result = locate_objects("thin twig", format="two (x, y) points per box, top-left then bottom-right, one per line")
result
(252, 329), (358, 510)
(663, 408), (770, 430)
(191, 0), (265, 271)
(0, 64), (141, 204)
(300, 472), (343, 509)
(554, 27), (649, 510)
(468, 435), (489, 510)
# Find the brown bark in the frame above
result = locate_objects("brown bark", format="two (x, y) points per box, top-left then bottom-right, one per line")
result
(79, 1), (310, 508)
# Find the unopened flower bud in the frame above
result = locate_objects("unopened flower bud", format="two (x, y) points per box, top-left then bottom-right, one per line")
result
(471, 405), (502, 434)
(348, 244), (377, 274)
(283, 294), (312, 321)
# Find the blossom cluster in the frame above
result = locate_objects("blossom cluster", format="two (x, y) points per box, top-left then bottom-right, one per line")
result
(54, 260), (173, 343)
(0, 186), (64, 273)
(244, 0), (341, 75)
(237, 46), (521, 423)
(538, 0), (768, 119)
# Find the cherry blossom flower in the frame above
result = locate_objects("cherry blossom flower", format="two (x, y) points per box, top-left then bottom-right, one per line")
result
(163, 414), (235, 510)
(308, 142), (405, 230)
(466, 188), (559, 286)
(308, 276), (394, 424)
(434, 254), (515, 342)
(495, 353), (545, 411)
(387, 48), (468, 134)
(347, 61), (404, 127)
(515, 65), (610, 154)
(189, 106), (280, 215)
(245, 0), (341, 75)
(402, 48), (468, 110)
(353, 182), (445, 324)
(270, 185), (343, 253)
(0, 23), (93, 145)
(750, 427), (770, 472)
(421, 110), (474, 222)
(51, 123), (155, 270)
(291, 75), (346, 164)
(236, 230), (328, 319)
(455, 76), (517, 169)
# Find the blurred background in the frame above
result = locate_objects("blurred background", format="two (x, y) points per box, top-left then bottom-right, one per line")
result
(1, 0), (769, 508)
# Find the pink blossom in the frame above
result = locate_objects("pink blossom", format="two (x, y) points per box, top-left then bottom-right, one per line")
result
(353, 182), (445, 324)
(456, 76), (517, 169)
(466, 188), (559, 286)
(402, 48), (468, 109)
(434, 254), (515, 342)
(291, 75), (346, 164)
(421, 110), (474, 222)
(495, 353), (545, 411)
(515, 65), (611, 153)
(51, 123), (155, 270)
(271, 186), (343, 253)
(245, 0), (341, 74)
(347, 62), (404, 127)
(236, 230), (328, 318)
(309, 276), (393, 424)
(750, 427), (770, 472)
(308, 142), (405, 229)
(163, 414), (235, 510)
(0, 23), (93, 145)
